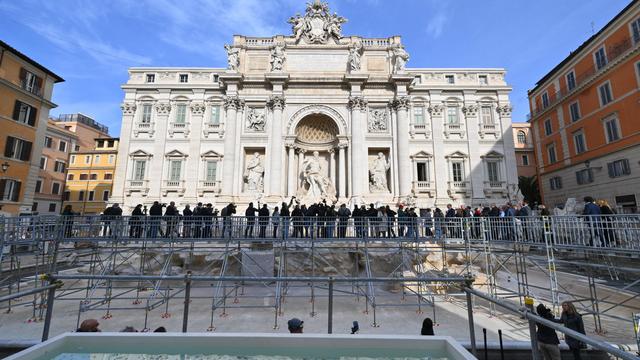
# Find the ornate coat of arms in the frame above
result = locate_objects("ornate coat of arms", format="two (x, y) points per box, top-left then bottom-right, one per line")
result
(288, 0), (347, 44)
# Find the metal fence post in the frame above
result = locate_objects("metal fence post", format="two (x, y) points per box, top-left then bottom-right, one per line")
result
(525, 296), (541, 360)
(328, 276), (334, 334)
(182, 271), (192, 333)
(465, 286), (477, 357)
(41, 278), (59, 342)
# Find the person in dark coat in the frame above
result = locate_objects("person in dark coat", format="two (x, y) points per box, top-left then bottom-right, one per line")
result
(245, 203), (258, 238)
(557, 301), (585, 360)
(385, 205), (397, 238)
(164, 201), (179, 238)
(597, 199), (616, 246)
(292, 205), (303, 238)
(182, 205), (193, 238)
(62, 204), (76, 238)
(148, 201), (163, 238)
(258, 204), (270, 238)
(536, 304), (561, 360)
(337, 204), (351, 238)
(421, 317), (434, 335)
(221, 203), (236, 238)
(582, 196), (602, 246)
(130, 204), (144, 238)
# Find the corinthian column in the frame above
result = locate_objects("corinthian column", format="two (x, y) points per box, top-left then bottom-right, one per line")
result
(221, 96), (241, 195)
(287, 143), (296, 197)
(267, 95), (286, 197)
(338, 143), (347, 198)
(393, 96), (411, 197)
(348, 96), (367, 198)
(329, 148), (336, 190)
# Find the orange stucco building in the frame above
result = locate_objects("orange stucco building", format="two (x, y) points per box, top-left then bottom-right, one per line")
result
(512, 122), (537, 178)
(0, 40), (63, 215)
(528, 1), (640, 213)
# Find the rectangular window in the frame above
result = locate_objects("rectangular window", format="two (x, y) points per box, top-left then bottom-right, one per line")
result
(549, 176), (563, 190)
(107, 140), (115, 147)
(0, 179), (21, 202)
(413, 107), (425, 125)
(90, 174), (97, 180)
(175, 104), (187, 123)
(608, 159), (631, 178)
(522, 155), (529, 166)
(544, 118), (552, 135)
(44, 136), (53, 148)
(573, 131), (586, 154)
(632, 18), (640, 43)
(85, 155), (91, 164)
(133, 160), (146, 180)
(32, 202), (38, 212)
(88, 191), (95, 201)
(595, 47), (607, 70)
(416, 161), (429, 181)
(566, 71), (576, 91)
(576, 168), (594, 185)
(54, 161), (66, 173)
(12, 100), (37, 126)
(58, 140), (67, 152)
(205, 161), (217, 181)
(480, 105), (493, 125)
(4, 136), (32, 161)
(547, 144), (557, 164)
(179, 74), (188, 83)
(51, 182), (60, 195)
(39, 156), (47, 170)
(486, 161), (500, 182)
(104, 173), (113, 180)
(169, 160), (182, 181)
(19, 68), (42, 95)
(79, 174), (88, 180)
(569, 102), (580, 122)
(108, 155), (115, 164)
(35, 179), (42, 193)
(70, 155), (75, 164)
(479, 75), (488, 85)
(78, 191), (85, 201)
(542, 92), (550, 108)
(74, 144), (80, 151)
(210, 106), (220, 124)
(63, 191), (70, 201)
(48, 203), (56, 212)
(447, 106), (459, 124)
(103, 190), (110, 201)
(451, 162), (464, 182)
(146, 74), (155, 83)
(213, 74), (219, 83)
(94, 155), (100, 163)
(598, 82), (613, 106)
(445, 75), (455, 84)
(67, 174), (74, 181)
(142, 104), (152, 123)
(604, 117), (620, 143)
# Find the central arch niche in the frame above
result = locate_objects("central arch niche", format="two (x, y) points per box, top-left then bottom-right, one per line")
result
(294, 114), (339, 146)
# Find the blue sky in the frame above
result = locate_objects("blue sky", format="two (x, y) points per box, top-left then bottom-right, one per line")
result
(0, 0), (630, 136)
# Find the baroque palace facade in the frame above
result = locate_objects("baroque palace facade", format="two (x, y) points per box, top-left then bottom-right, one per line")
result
(111, 1), (518, 211)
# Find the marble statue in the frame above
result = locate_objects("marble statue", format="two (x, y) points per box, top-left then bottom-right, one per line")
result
(224, 44), (240, 71)
(270, 44), (286, 72)
(288, 14), (309, 42)
(327, 12), (346, 39)
(288, 1), (346, 44)
(300, 151), (335, 202)
(393, 46), (410, 73)
(369, 152), (391, 192)
(348, 41), (363, 72)
(244, 153), (264, 192)
(246, 108), (265, 132)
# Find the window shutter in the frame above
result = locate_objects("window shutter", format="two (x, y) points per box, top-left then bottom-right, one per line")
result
(28, 106), (37, 126)
(0, 179), (5, 200)
(20, 141), (32, 161)
(607, 163), (614, 177)
(19, 68), (27, 81)
(34, 76), (43, 94)
(11, 181), (21, 202)
(4, 137), (15, 158)
(12, 100), (22, 120)
(623, 159), (631, 175)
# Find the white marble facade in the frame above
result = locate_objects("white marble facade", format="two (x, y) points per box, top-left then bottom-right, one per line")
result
(111, 1), (518, 211)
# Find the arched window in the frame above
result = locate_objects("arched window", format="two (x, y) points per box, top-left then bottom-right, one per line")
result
(517, 130), (527, 144)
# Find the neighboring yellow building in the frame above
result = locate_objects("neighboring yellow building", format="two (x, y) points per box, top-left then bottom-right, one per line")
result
(63, 138), (119, 215)
(0, 40), (63, 215)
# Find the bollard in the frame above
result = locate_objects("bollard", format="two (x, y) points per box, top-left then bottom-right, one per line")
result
(525, 296), (541, 360)
(328, 277), (334, 334)
(182, 272), (192, 333)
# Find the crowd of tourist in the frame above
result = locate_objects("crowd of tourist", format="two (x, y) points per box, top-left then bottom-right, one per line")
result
(55, 196), (626, 246)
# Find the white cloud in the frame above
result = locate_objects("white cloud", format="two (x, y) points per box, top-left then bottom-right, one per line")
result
(426, 12), (448, 38)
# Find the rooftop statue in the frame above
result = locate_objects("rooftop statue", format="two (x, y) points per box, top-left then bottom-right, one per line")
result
(287, 0), (347, 44)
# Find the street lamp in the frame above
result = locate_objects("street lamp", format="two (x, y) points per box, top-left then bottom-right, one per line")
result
(1, 162), (9, 173)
